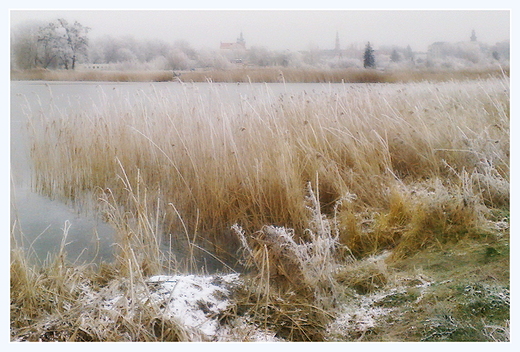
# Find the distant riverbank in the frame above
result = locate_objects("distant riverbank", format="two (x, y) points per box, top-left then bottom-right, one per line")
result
(10, 66), (509, 84)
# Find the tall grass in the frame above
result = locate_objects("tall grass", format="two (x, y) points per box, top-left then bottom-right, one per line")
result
(15, 75), (510, 341)
(27, 76), (509, 266)
(11, 66), (508, 83)
(11, 232), (191, 341)
(11, 68), (174, 82)
(180, 67), (508, 84)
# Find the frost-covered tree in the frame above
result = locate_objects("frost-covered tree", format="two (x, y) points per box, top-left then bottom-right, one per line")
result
(116, 47), (138, 63)
(57, 19), (90, 69)
(91, 35), (136, 63)
(492, 40), (510, 62)
(172, 40), (197, 60)
(36, 22), (61, 68)
(166, 50), (190, 70)
(139, 39), (171, 62)
(37, 19), (90, 69)
(89, 35), (182, 67)
(303, 44), (322, 66)
(363, 42), (375, 68)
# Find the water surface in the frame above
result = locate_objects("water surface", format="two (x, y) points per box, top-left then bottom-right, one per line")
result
(10, 80), (356, 264)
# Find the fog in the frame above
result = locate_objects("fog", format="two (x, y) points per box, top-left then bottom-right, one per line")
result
(10, 9), (510, 52)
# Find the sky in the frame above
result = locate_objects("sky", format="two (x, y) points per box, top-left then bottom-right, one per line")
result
(9, 8), (510, 52)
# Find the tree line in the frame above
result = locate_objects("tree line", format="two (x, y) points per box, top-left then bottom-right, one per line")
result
(12, 19), (90, 70)
(11, 19), (509, 71)
(9, 19), (397, 71)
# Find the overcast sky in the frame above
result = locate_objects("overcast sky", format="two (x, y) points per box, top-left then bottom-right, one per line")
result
(9, 8), (511, 52)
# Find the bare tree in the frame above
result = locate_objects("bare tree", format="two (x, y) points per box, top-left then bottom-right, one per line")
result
(36, 22), (60, 68)
(57, 19), (90, 69)
(37, 19), (90, 69)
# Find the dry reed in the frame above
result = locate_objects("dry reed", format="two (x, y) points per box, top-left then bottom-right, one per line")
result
(26, 76), (509, 263)
(11, 68), (174, 82)
(11, 212), (191, 341)
(17, 76), (509, 340)
(180, 67), (508, 84)
(11, 66), (508, 83)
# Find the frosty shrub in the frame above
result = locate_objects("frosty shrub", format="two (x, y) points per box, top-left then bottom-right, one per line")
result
(232, 182), (351, 307)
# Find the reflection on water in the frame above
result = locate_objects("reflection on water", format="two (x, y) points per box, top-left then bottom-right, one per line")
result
(10, 81), (122, 264)
(11, 186), (115, 263)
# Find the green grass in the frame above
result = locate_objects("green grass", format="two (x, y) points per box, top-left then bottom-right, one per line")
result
(326, 232), (509, 342)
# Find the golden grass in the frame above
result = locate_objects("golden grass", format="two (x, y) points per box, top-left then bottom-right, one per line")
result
(27, 76), (509, 263)
(180, 67), (508, 84)
(10, 246), (191, 341)
(11, 215), (190, 341)
(11, 68), (174, 82)
(14, 75), (509, 340)
(11, 66), (509, 83)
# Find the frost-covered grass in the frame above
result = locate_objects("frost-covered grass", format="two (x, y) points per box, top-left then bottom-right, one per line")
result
(11, 227), (509, 341)
(28, 76), (509, 262)
(328, 233), (510, 342)
(12, 75), (509, 341)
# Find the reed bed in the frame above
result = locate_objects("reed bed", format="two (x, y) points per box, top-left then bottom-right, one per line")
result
(27, 76), (509, 264)
(14, 75), (510, 341)
(11, 68), (174, 82)
(10, 236), (192, 341)
(11, 66), (508, 83)
(180, 67), (508, 84)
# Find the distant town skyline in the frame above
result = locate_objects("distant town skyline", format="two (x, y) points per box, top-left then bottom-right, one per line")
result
(10, 9), (510, 53)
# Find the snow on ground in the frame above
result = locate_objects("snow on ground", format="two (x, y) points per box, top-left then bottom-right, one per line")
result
(145, 273), (280, 341)
(146, 273), (240, 338)
(96, 266), (435, 341)
(79, 271), (280, 341)
(327, 291), (394, 338)
(327, 274), (433, 340)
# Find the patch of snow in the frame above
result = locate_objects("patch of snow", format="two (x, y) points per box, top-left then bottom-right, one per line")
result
(328, 273), (435, 339)
(147, 273), (241, 338)
(214, 316), (282, 342)
(327, 290), (394, 339)
(89, 272), (284, 341)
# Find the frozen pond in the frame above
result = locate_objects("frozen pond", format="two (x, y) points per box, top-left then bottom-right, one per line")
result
(10, 80), (358, 264)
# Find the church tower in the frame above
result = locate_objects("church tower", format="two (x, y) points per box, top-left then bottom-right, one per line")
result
(470, 29), (477, 42)
(335, 31), (341, 52)
(237, 32), (246, 49)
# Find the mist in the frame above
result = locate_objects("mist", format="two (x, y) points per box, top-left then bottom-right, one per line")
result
(10, 9), (510, 52)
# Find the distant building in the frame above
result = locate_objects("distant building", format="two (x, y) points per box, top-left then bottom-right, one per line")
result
(220, 32), (247, 64)
(220, 32), (246, 50)
(471, 29), (477, 42)
(321, 31), (344, 59)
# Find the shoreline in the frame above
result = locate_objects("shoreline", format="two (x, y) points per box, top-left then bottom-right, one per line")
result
(10, 66), (509, 84)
